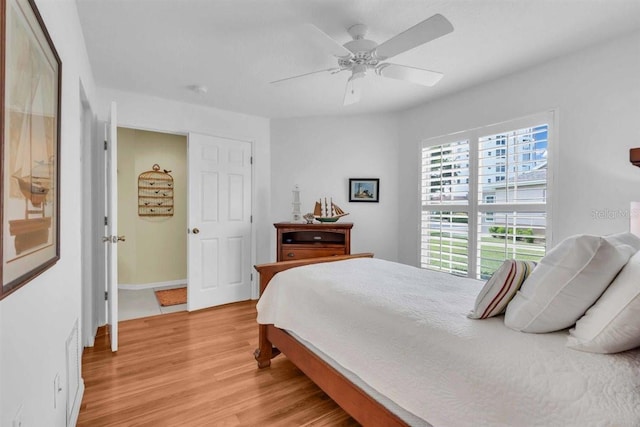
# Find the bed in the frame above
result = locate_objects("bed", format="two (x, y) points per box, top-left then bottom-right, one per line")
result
(254, 254), (640, 426)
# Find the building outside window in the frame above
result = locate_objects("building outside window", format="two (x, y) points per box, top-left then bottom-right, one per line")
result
(484, 195), (495, 222)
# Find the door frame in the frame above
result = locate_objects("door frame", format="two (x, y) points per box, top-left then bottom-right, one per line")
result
(80, 83), (104, 347)
(85, 122), (257, 342)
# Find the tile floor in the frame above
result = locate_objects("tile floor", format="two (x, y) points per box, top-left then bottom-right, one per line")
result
(118, 285), (187, 321)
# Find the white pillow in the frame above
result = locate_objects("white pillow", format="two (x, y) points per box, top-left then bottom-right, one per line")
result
(504, 233), (640, 333)
(468, 260), (536, 319)
(568, 250), (640, 353)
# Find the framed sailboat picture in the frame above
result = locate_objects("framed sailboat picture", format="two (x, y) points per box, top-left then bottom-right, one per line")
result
(1, 0), (61, 299)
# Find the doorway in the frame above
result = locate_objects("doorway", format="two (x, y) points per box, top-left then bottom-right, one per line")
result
(97, 116), (256, 351)
(116, 128), (187, 320)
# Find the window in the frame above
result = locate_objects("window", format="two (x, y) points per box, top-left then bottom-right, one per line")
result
(421, 113), (552, 279)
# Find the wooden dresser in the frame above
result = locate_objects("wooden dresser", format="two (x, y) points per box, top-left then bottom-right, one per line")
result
(274, 222), (353, 261)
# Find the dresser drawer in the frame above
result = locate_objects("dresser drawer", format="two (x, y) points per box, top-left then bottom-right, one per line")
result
(280, 247), (346, 260)
(274, 223), (352, 262)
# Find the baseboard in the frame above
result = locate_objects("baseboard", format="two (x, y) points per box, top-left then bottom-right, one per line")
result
(118, 279), (187, 290)
(68, 380), (84, 427)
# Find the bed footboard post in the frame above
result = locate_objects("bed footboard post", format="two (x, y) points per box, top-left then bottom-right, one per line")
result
(253, 253), (373, 369)
(254, 325), (273, 368)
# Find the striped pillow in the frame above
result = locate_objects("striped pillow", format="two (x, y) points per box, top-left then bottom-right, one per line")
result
(468, 260), (536, 319)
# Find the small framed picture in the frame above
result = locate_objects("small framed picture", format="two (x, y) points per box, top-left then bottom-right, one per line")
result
(349, 178), (379, 203)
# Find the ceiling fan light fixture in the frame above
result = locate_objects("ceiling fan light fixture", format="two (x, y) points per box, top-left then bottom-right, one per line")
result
(351, 64), (367, 79)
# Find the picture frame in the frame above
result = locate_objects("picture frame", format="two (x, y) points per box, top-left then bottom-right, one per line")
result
(349, 178), (379, 203)
(1, 0), (61, 299)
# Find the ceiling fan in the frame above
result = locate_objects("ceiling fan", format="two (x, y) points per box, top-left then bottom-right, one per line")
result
(271, 14), (454, 105)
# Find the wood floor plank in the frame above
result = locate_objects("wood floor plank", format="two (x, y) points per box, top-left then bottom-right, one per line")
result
(78, 300), (359, 426)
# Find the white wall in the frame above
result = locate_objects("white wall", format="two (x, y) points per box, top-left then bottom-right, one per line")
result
(0, 1), (97, 425)
(95, 88), (272, 271)
(397, 31), (640, 266)
(271, 114), (400, 261)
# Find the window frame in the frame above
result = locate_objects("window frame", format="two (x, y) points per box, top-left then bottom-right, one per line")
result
(420, 111), (556, 278)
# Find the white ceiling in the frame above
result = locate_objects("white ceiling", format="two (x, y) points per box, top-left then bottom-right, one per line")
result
(76, 0), (640, 119)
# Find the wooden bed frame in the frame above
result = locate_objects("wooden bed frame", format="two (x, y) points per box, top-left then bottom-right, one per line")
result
(254, 253), (409, 427)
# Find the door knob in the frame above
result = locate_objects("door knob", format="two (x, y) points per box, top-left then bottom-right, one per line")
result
(192, 227), (200, 234)
(117, 236), (126, 242)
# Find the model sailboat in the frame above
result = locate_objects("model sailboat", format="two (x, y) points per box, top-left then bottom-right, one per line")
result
(13, 160), (51, 207)
(313, 198), (349, 222)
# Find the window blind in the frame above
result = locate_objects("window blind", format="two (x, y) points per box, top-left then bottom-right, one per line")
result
(421, 114), (551, 279)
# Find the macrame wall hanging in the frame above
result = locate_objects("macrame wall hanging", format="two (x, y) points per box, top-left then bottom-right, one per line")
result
(138, 164), (174, 217)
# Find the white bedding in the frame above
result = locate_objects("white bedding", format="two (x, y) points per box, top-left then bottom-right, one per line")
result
(257, 258), (640, 427)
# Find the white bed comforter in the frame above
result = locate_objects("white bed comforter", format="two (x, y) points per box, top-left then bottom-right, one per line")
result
(257, 258), (640, 427)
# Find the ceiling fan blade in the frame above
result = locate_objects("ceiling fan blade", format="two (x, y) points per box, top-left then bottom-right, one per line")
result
(343, 75), (363, 105)
(376, 63), (443, 87)
(270, 68), (340, 84)
(303, 23), (352, 58)
(374, 14), (453, 60)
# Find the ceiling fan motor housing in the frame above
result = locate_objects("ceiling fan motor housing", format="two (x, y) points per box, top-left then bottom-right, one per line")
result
(344, 38), (378, 54)
(341, 24), (380, 76)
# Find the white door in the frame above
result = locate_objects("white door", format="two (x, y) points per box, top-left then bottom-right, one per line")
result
(105, 102), (119, 352)
(187, 133), (252, 311)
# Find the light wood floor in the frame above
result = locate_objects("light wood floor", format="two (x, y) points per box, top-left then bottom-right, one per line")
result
(78, 300), (359, 426)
